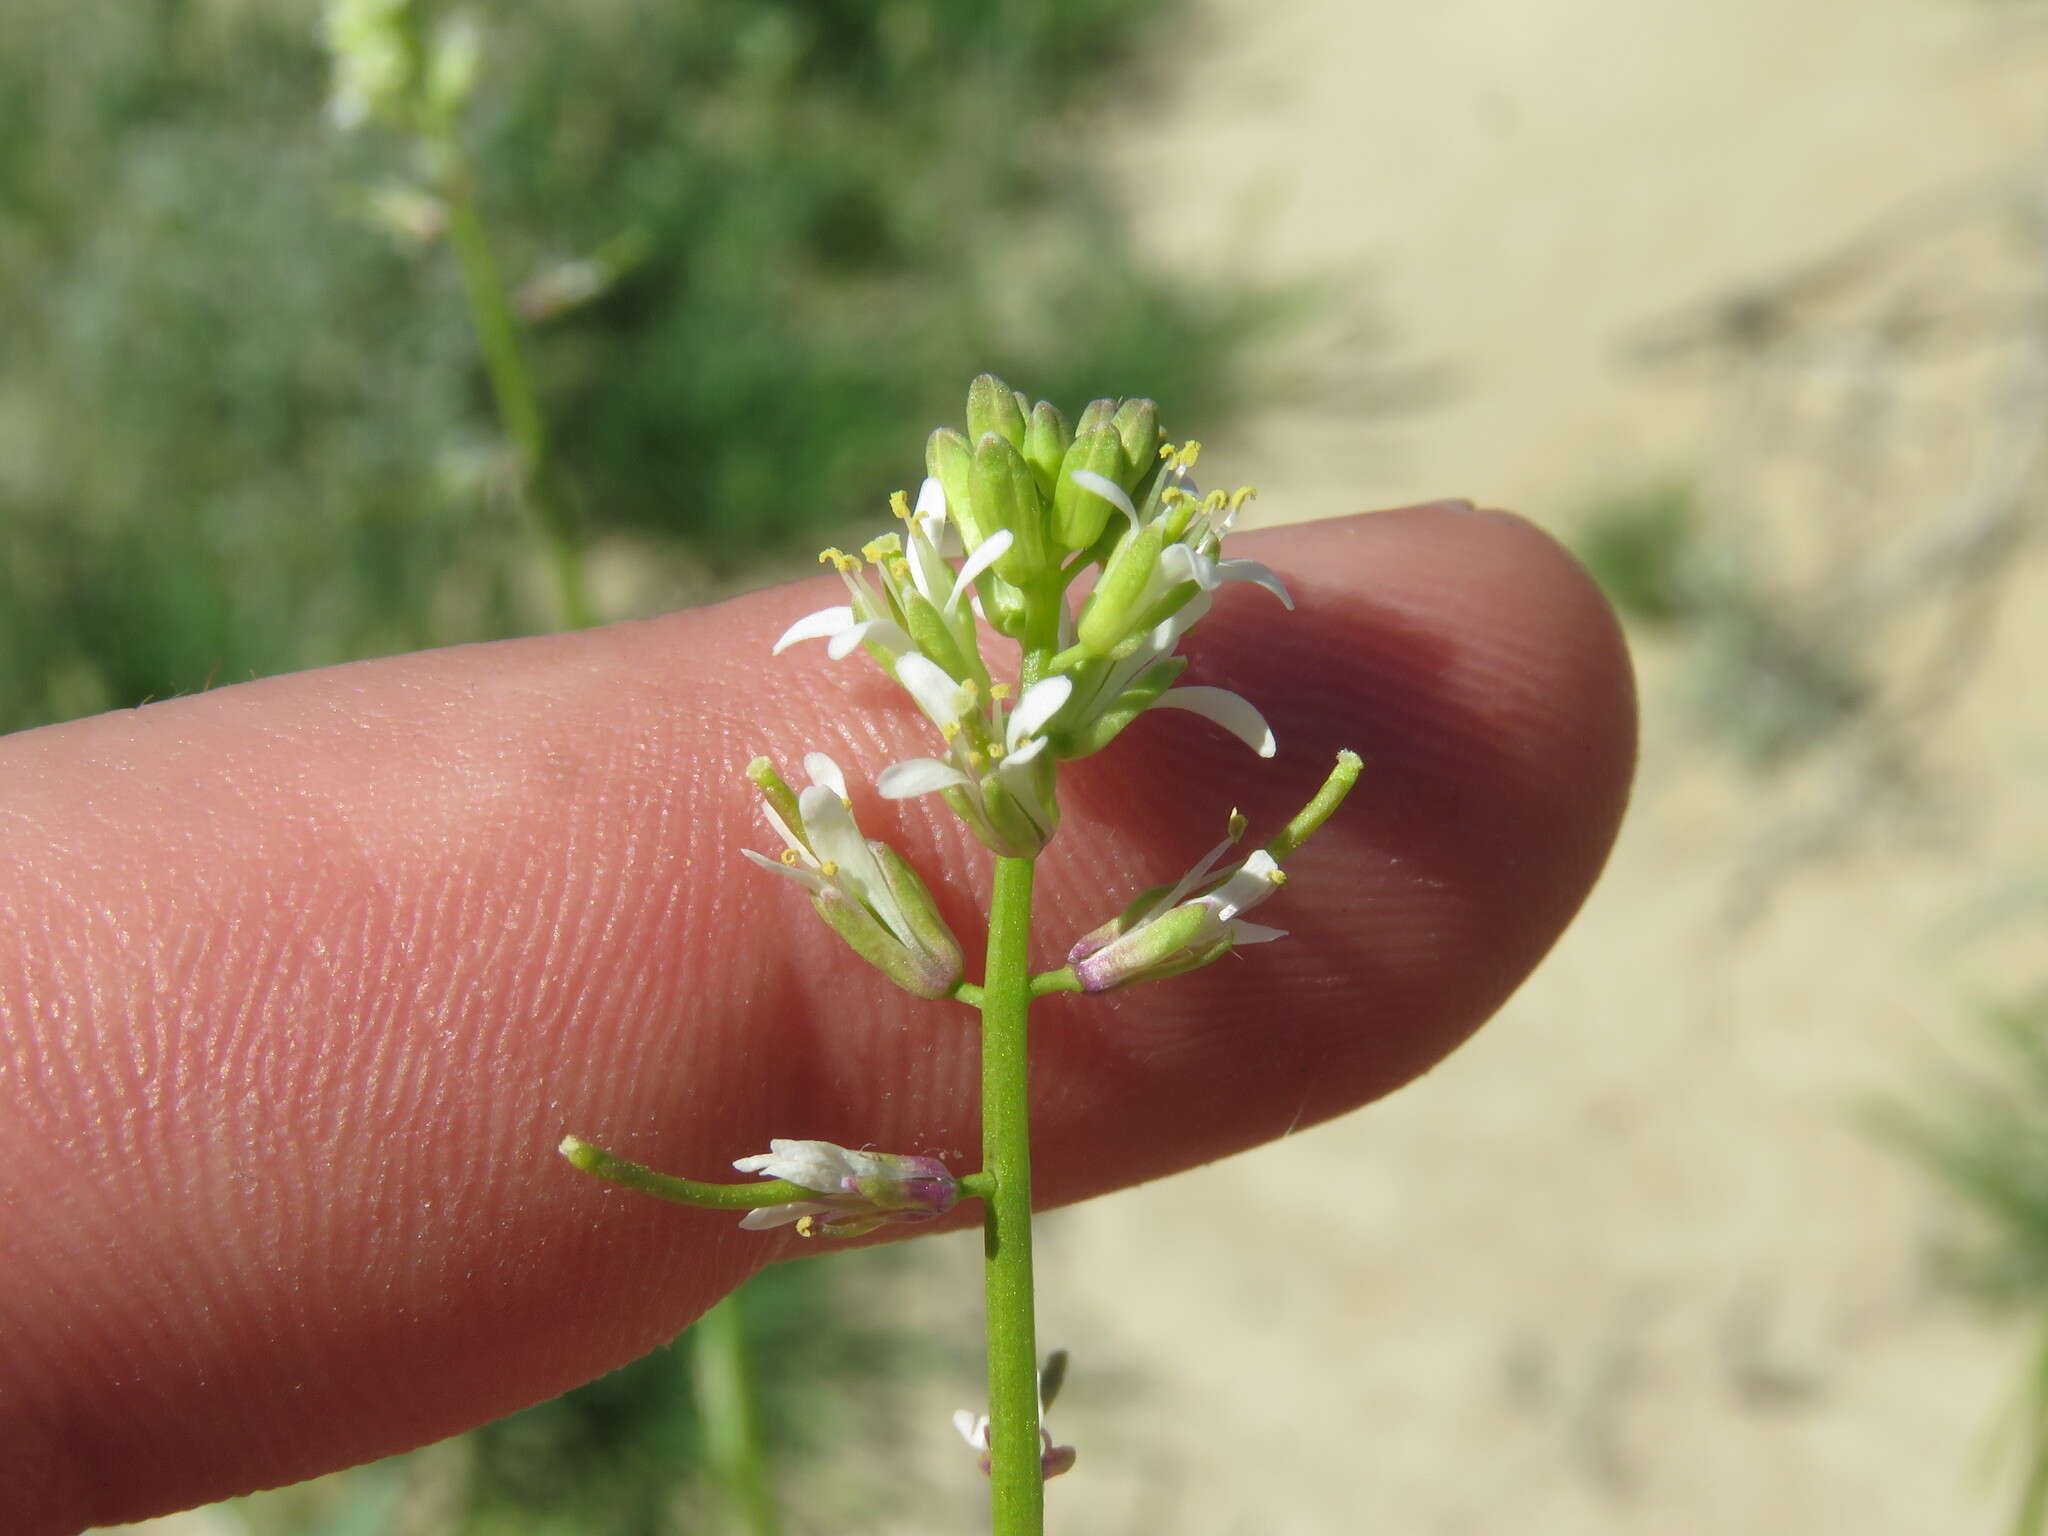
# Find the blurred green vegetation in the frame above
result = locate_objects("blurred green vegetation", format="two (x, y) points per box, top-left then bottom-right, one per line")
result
(1574, 479), (1869, 770)
(1, 0), (1288, 733)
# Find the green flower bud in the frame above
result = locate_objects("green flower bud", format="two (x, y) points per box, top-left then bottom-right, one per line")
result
(1052, 427), (1128, 552)
(973, 432), (1053, 586)
(865, 841), (966, 997)
(1022, 400), (1072, 500)
(925, 427), (984, 547)
(1075, 517), (1166, 657)
(966, 373), (1028, 450)
(1074, 397), (1117, 436)
(1111, 397), (1162, 484)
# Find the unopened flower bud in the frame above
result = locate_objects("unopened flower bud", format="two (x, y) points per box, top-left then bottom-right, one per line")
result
(1052, 427), (1129, 552)
(1022, 400), (1072, 500)
(926, 427), (984, 548)
(973, 432), (1053, 586)
(966, 372), (1028, 450)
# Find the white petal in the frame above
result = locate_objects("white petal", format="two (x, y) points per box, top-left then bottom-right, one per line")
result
(741, 846), (827, 894)
(1228, 921), (1289, 945)
(1207, 851), (1285, 918)
(1212, 556), (1294, 609)
(797, 786), (892, 915)
(739, 1202), (825, 1231)
(736, 1138), (858, 1188)
(1001, 735), (1047, 773)
(1068, 468), (1138, 526)
(758, 800), (807, 857)
(914, 475), (947, 522)
(951, 529), (1014, 607)
(1007, 675), (1072, 747)
(877, 758), (970, 798)
(802, 753), (848, 801)
(894, 652), (966, 725)
(826, 616), (914, 662)
(773, 606), (853, 654)
(954, 1410), (990, 1449)
(1148, 686), (1277, 757)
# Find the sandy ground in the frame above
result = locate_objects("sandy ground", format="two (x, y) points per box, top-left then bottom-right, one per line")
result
(108, 4), (2048, 1533)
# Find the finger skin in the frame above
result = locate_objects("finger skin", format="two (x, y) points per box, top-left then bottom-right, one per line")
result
(0, 506), (1633, 1531)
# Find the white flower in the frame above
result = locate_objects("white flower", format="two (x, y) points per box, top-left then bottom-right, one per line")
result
(743, 753), (963, 997)
(1067, 842), (1288, 993)
(732, 1138), (958, 1239)
(954, 1351), (1077, 1480)
(875, 660), (1070, 856)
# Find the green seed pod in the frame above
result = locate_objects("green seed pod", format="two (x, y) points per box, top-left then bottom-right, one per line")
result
(1052, 426), (1128, 552)
(1022, 400), (1072, 500)
(966, 373), (1027, 450)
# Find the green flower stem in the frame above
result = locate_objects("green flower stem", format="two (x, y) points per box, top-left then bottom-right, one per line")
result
(693, 1292), (782, 1536)
(1030, 968), (1082, 997)
(558, 1135), (809, 1211)
(433, 136), (597, 632)
(1265, 750), (1363, 862)
(981, 851), (1045, 1534)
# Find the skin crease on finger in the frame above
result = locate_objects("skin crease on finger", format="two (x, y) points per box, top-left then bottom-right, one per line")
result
(0, 505), (1635, 1533)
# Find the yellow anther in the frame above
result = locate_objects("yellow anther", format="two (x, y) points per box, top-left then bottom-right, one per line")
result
(987, 743), (1005, 761)
(941, 721), (962, 742)
(780, 848), (802, 866)
(887, 557), (911, 582)
(1230, 485), (1258, 512)
(860, 538), (891, 564)
(1204, 489), (1229, 515)
(1161, 486), (1193, 509)
(818, 860), (839, 877)
(889, 489), (912, 521)
(989, 682), (1013, 701)
(819, 546), (861, 573)
(795, 1216), (820, 1238)
(959, 679), (980, 703)
(1180, 440), (1202, 468)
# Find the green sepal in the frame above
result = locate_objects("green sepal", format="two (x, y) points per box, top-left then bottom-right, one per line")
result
(868, 843), (966, 996)
(900, 587), (987, 694)
(1052, 426), (1128, 552)
(1052, 656), (1185, 758)
(973, 431), (1053, 585)
(809, 879), (959, 1000)
(1076, 516), (1167, 657)
(1102, 579), (1200, 660)
(926, 427), (983, 547)
(977, 570), (1030, 638)
(966, 373), (1028, 450)
(1022, 400), (1072, 500)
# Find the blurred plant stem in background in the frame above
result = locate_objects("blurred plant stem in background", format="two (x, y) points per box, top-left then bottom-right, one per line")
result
(692, 1293), (781, 1536)
(435, 135), (595, 631)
